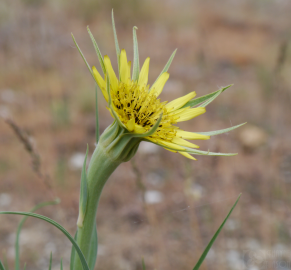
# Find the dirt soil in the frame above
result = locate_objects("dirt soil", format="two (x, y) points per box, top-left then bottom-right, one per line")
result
(1, 1), (291, 269)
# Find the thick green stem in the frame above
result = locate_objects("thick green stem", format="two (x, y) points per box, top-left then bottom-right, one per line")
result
(74, 142), (121, 270)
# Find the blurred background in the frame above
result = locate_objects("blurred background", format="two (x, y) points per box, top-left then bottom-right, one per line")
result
(1, 0), (291, 269)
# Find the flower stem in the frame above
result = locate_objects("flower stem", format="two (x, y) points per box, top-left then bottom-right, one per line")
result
(73, 142), (121, 270)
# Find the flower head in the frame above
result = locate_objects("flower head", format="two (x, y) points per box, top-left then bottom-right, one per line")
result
(92, 49), (211, 160)
(72, 11), (245, 160)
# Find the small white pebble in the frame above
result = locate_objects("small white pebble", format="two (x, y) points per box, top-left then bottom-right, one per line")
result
(144, 190), (164, 204)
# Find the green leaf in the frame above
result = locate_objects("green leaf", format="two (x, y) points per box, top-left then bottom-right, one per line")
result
(193, 194), (241, 270)
(196, 123), (246, 136)
(0, 211), (90, 270)
(77, 145), (89, 228)
(182, 85), (233, 108)
(0, 260), (6, 270)
(15, 199), (60, 270)
(142, 258), (146, 270)
(87, 223), (98, 270)
(70, 231), (78, 270)
(132, 26), (140, 81)
(71, 33), (94, 79)
(87, 27), (106, 75)
(60, 259), (63, 270)
(111, 9), (121, 76)
(95, 84), (99, 144)
(151, 49), (177, 91)
(22, 264), (26, 270)
(48, 252), (52, 270)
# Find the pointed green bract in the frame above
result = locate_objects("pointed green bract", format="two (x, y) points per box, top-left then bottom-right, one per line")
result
(48, 252), (52, 270)
(77, 145), (89, 228)
(193, 194), (241, 270)
(142, 258), (146, 270)
(182, 85), (233, 108)
(199, 89), (222, 107)
(184, 147), (238, 156)
(23, 264), (26, 270)
(60, 259), (63, 270)
(132, 26), (140, 81)
(71, 34), (94, 78)
(87, 27), (106, 75)
(15, 199), (60, 270)
(196, 122), (246, 136)
(150, 49), (177, 91)
(95, 85), (99, 143)
(112, 10), (121, 76)
(0, 211), (90, 270)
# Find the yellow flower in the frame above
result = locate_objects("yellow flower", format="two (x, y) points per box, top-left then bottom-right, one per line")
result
(92, 50), (210, 160)
(71, 11), (245, 160)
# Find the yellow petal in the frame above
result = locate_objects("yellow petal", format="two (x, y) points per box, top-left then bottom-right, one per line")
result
(179, 151), (197, 160)
(150, 72), (170, 97)
(126, 118), (135, 132)
(127, 61), (131, 83)
(120, 49), (128, 83)
(104, 55), (119, 90)
(155, 139), (185, 151)
(138, 57), (150, 87)
(176, 130), (210, 140)
(176, 107), (206, 122)
(172, 137), (199, 148)
(134, 124), (146, 134)
(92, 66), (108, 101)
(165, 148), (177, 153)
(165, 91), (196, 112)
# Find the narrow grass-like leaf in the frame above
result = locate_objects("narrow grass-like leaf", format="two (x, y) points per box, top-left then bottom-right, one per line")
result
(150, 49), (177, 91)
(0, 260), (5, 270)
(15, 199), (60, 270)
(142, 258), (146, 270)
(196, 123), (246, 136)
(87, 27), (106, 75)
(132, 26), (140, 81)
(77, 145), (89, 228)
(60, 259), (63, 270)
(0, 212), (90, 270)
(95, 84), (99, 143)
(71, 33), (94, 78)
(70, 231), (78, 270)
(182, 85), (233, 108)
(112, 10), (121, 75)
(87, 223), (98, 270)
(22, 264), (25, 270)
(193, 194), (241, 270)
(48, 252), (52, 270)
